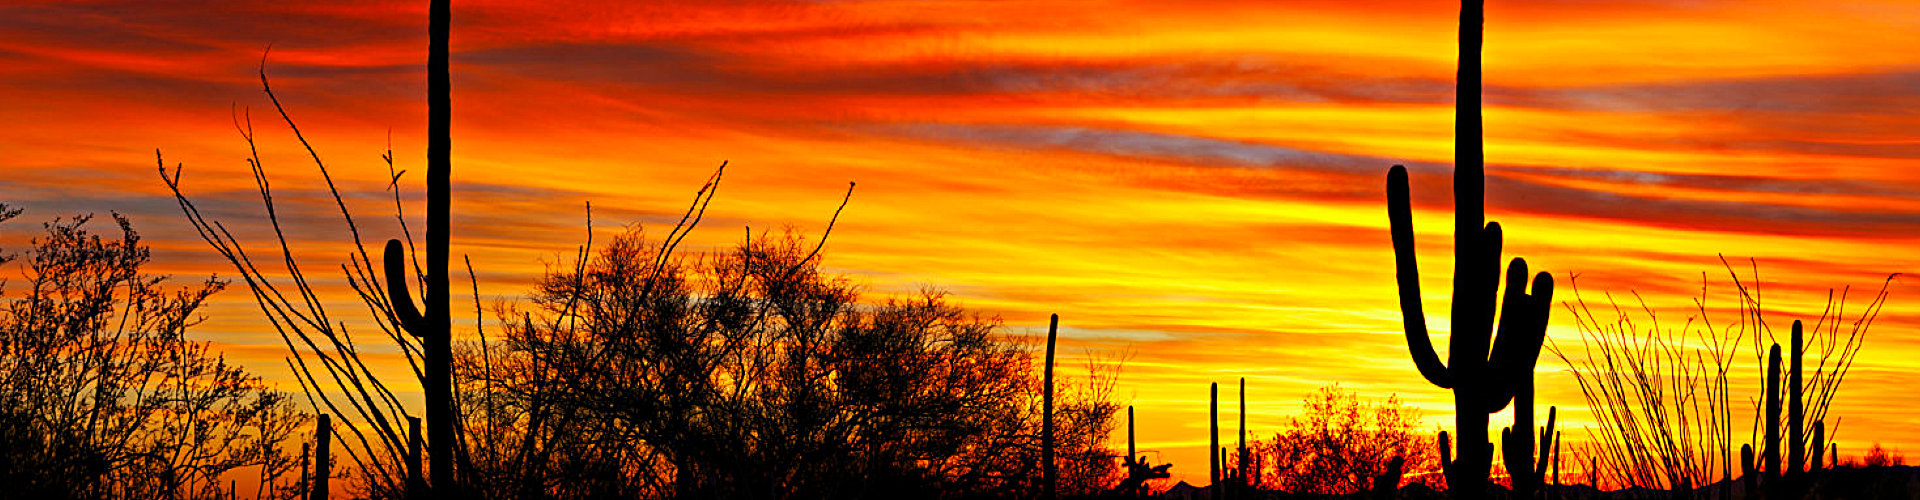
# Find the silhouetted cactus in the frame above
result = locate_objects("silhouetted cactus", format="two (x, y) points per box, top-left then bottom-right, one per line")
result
(1043, 314), (1059, 499)
(1764, 343), (1782, 498)
(1810, 420), (1825, 476)
(1439, 430), (1453, 476)
(1588, 457), (1598, 493)
(377, 0), (457, 496)
(311, 414), (331, 500)
(1503, 406), (1557, 500)
(1211, 382), (1221, 500)
(1788, 321), (1806, 494)
(1239, 378), (1248, 490)
(1549, 434), (1560, 500)
(407, 416), (424, 498)
(1386, 3), (1553, 498)
(1741, 443), (1756, 497)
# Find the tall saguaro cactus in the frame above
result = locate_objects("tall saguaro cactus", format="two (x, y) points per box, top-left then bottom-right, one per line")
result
(1386, 1), (1554, 498)
(1210, 382), (1221, 500)
(1764, 343), (1783, 498)
(382, 0), (455, 496)
(1043, 314), (1059, 499)
(1238, 378), (1248, 488)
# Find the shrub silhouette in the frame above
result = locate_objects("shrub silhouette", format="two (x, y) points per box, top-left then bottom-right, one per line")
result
(0, 209), (308, 499)
(464, 224), (1066, 499)
(1249, 384), (1441, 495)
(1385, 1), (1554, 497)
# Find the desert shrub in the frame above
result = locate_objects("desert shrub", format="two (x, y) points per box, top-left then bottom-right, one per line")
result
(1250, 384), (1440, 495)
(0, 209), (307, 500)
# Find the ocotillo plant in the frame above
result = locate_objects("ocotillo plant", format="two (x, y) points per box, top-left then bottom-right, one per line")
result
(1210, 382), (1220, 500)
(1385, 1), (1555, 497)
(312, 414), (332, 500)
(1042, 314), (1059, 499)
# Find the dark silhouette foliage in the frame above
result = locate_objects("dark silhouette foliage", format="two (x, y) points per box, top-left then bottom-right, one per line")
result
(1248, 385), (1442, 495)
(0, 209), (308, 500)
(445, 217), (1122, 499)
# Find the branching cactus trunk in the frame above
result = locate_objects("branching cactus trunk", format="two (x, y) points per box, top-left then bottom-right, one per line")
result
(381, 0), (455, 496)
(1386, 2), (1554, 498)
(1043, 314), (1059, 500)
(1503, 403), (1557, 500)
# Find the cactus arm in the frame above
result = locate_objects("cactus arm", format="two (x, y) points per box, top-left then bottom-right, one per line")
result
(1484, 257), (1535, 413)
(1536, 406), (1557, 478)
(1387, 165), (1453, 389)
(383, 239), (426, 337)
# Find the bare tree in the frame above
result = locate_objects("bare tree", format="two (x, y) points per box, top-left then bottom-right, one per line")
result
(0, 209), (308, 500)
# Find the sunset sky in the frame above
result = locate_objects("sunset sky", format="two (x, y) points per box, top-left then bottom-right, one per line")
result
(4, 0), (1920, 488)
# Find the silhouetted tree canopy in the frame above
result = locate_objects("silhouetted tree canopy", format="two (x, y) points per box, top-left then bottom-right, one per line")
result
(1251, 384), (1440, 495)
(0, 209), (308, 500)
(451, 226), (1114, 499)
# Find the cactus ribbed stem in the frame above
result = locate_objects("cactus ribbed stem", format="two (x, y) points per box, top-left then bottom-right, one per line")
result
(1765, 343), (1783, 497)
(1211, 382), (1221, 500)
(311, 414), (331, 500)
(1042, 314), (1058, 499)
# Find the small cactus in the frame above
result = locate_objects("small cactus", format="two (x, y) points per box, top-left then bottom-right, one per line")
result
(311, 414), (331, 500)
(1742, 443), (1757, 497)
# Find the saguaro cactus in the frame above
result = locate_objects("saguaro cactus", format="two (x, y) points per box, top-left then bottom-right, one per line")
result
(311, 414), (332, 500)
(408, 416), (425, 498)
(1788, 321), (1806, 489)
(1764, 343), (1783, 497)
(1210, 382), (1221, 500)
(1741, 444), (1756, 497)
(1238, 378), (1248, 488)
(380, 0), (456, 496)
(1043, 314), (1059, 499)
(1810, 420), (1825, 476)
(1385, 2), (1554, 498)
(1503, 406), (1557, 500)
